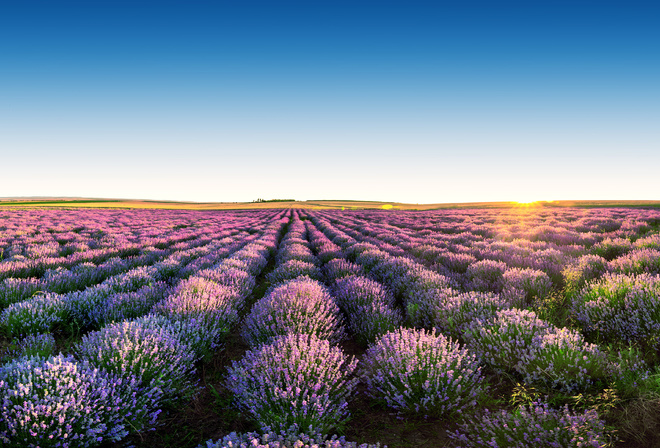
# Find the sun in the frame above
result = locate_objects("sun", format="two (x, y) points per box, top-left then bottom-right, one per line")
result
(512, 200), (555, 207)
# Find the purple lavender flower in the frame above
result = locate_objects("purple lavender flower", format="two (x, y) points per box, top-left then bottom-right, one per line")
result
(610, 248), (660, 275)
(633, 233), (660, 250)
(323, 258), (364, 283)
(231, 249), (269, 276)
(202, 424), (383, 448)
(501, 268), (553, 308)
(361, 328), (487, 417)
(0, 354), (161, 447)
(449, 400), (609, 447)
(352, 246), (387, 271)
(266, 260), (323, 286)
(225, 333), (358, 433)
(431, 291), (509, 341)
(153, 277), (239, 356)
(277, 242), (320, 266)
(87, 282), (169, 328)
(7, 332), (56, 359)
(464, 308), (551, 374)
(571, 272), (660, 348)
(562, 254), (610, 295)
(0, 293), (67, 336)
(467, 259), (508, 293)
(0, 277), (44, 309)
(466, 308), (611, 392)
(75, 315), (198, 404)
(242, 277), (345, 347)
(316, 243), (344, 264)
(522, 327), (612, 392)
(592, 237), (633, 260)
(196, 267), (256, 306)
(332, 275), (402, 345)
(332, 275), (396, 313)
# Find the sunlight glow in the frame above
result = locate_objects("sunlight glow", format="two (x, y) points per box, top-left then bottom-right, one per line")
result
(512, 200), (555, 207)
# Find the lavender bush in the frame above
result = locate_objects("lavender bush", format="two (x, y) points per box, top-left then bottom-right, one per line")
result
(242, 277), (345, 347)
(75, 315), (198, 404)
(216, 257), (251, 274)
(501, 268), (552, 308)
(0, 354), (160, 447)
(431, 291), (508, 341)
(225, 333), (358, 433)
(609, 248), (660, 275)
(332, 275), (396, 314)
(433, 251), (476, 274)
(266, 260), (323, 286)
(323, 258), (364, 283)
(592, 237), (633, 260)
(277, 243), (319, 266)
(152, 277), (239, 358)
(0, 277), (43, 309)
(133, 313), (218, 362)
(449, 400), (610, 447)
(331, 275), (402, 345)
(87, 282), (169, 328)
(361, 328), (486, 417)
(353, 247), (389, 273)
(401, 266), (454, 303)
(232, 250), (269, 276)
(0, 293), (68, 336)
(521, 328), (612, 392)
(465, 309), (611, 392)
(65, 266), (163, 332)
(571, 272), (660, 348)
(202, 425), (383, 448)
(562, 254), (610, 296)
(464, 308), (551, 373)
(316, 243), (344, 264)
(368, 257), (448, 299)
(343, 242), (379, 263)
(403, 286), (456, 328)
(633, 233), (660, 250)
(155, 277), (239, 328)
(467, 259), (508, 293)
(7, 332), (56, 359)
(196, 267), (256, 304)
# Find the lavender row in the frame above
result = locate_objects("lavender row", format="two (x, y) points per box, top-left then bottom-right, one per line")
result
(0, 208), (279, 280)
(309, 214), (639, 394)
(230, 215), (485, 435)
(315, 209), (660, 293)
(1, 213), (288, 447)
(0, 228), (249, 309)
(309, 215), (450, 327)
(301, 216), (404, 346)
(242, 215), (345, 347)
(322, 213), (562, 296)
(0, 232), (251, 337)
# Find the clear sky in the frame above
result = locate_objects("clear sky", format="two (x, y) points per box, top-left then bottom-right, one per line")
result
(1, 1), (658, 203)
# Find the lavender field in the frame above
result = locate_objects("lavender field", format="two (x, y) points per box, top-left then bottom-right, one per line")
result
(2, 206), (660, 447)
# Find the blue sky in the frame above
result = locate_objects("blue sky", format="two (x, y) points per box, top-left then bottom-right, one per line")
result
(1, 1), (658, 203)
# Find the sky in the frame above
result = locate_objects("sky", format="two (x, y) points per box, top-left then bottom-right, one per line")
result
(1, 1), (659, 203)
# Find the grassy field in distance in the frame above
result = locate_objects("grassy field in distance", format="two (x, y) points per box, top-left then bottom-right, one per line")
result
(1, 198), (660, 210)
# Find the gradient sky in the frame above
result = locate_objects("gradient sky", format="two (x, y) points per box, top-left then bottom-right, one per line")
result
(1, 1), (658, 203)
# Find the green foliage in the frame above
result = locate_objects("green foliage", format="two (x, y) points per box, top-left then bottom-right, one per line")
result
(509, 383), (540, 408)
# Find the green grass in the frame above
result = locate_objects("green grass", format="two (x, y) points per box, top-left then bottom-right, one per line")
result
(0, 200), (121, 205)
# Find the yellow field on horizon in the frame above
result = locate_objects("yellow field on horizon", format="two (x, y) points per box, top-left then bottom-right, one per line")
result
(1, 198), (659, 210)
